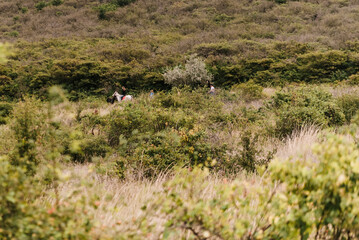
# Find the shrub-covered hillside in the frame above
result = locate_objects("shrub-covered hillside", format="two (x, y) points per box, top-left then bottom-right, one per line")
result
(1, 0), (359, 99)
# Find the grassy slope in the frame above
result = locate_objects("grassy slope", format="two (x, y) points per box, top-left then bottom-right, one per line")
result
(0, 0), (359, 99)
(1, 0), (359, 49)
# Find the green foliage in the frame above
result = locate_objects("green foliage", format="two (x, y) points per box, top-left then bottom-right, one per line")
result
(271, 87), (345, 137)
(51, 0), (63, 6)
(127, 133), (359, 238)
(96, 3), (117, 20)
(337, 94), (359, 123)
(195, 42), (234, 57)
(274, 0), (287, 4)
(112, 0), (136, 7)
(0, 102), (12, 125)
(268, 135), (359, 238)
(295, 50), (353, 83)
(348, 73), (359, 85)
(129, 167), (274, 239)
(231, 80), (263, 102)
(0, 157), (97, 239)
(68, 133), (109, 163)
(228, 130), (275, 173)
(21, 7), (28, 14)
(35, 1), (47, 11)
(10, 97), (45, 174)
(0, 43), (10, 64)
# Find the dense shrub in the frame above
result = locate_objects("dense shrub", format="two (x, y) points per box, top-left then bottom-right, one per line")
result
(96, 3), (117, 20)
(68, 133), (109, 163)
(268, 135), (359, 238)
(271, 88), (345, 137)
(112, 0), (136, 7)
(10, 97), (45, 174)
(51, 0), (63, 6)
(348, 73), (359, 85)
(164, 55), (213, 88)
(0, 102), (12, 124)
(226, 130), (275, 173)
(231, 80), (263, 102)
(35, 1), (47, 11)
(126, 134), (359, 238)
(337, 94), (359, 123)
(0, 157), (98, 239)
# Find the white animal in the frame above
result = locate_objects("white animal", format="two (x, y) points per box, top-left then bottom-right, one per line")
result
(112, 91), (133, 102)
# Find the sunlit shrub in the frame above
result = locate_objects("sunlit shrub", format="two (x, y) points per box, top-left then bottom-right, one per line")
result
(10, 97), (45, 174)
(231, 80), (263, 101)
(337, 94), (359, 123)
(164, 55), (213, 88)
(268, 135), (359, 238)
(0, 157), (97, 239)
(348, 73), (359, 85)
(68, 133), (109, 163)
(0, 102), (12, 125)
(271, 88), (345, 137)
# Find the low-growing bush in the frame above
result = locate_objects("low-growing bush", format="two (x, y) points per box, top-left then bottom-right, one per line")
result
(337, 94), (359, 123)
(10, 97), (45, 174)
(0, 102), (12, 124)
(271, 88), (345, 137)
(35, 1), (47, 11)
(164, 55), (213, 88)
(68, 133), (109, 163)
(231, 80), (264, 102)
(348, 73), (359, 85)
(0, 156), (98, 239)
(268, 135), (359, 238)
(125, 134), (359, 238)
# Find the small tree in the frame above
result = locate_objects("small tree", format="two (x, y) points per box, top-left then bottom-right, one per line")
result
(163, 55), (213, 88)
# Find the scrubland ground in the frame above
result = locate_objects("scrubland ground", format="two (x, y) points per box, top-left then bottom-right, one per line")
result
(2, 0), (359, 238)
(2, 84), (359, 239)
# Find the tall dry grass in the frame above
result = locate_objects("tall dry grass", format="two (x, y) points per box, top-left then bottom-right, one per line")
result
(37, 125), (326, 238)
(275, 125), (320, 162)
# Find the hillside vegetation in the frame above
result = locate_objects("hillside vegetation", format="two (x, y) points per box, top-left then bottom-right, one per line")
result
(1, 0), (359, 99)
(3, 0), (359, 239)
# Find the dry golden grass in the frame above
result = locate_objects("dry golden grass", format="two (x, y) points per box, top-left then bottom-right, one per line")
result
(275, 125), (321, 162)
(37, 125), (326, 238)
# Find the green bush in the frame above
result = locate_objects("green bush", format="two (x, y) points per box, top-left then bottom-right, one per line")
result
(348, 73), (359, 85)
(231, 80), (263, 101)
(337, 94), (359, 123)
(51, 0), (63, 6)
(0, 157), (97, 239)
(96, 3), (117, 20)
(127, 134), (359, 238)
(0, 102), (12, 117)
(10, 97), (45, 174)
(271, 88), (345, 137)
(268, 135), (359, 238)
(68, 133), (109, 163)
(295, 50), (354, 83)
(112, 0), (136, 7)
(0, 102), (12, 125)
(195, 42), (235, 57)
(35, 1), (47, 11)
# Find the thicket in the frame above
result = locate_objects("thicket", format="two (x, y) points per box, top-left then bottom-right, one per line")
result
(126, 134), (359, 239)
(1, 0), (359, 98)
(2, 84), (357, 178)
(1, 40), (359, 99)
(2, 83), (359, 237)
